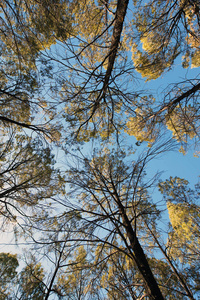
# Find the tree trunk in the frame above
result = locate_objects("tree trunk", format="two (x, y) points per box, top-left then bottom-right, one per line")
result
(116, 195), (164, 300)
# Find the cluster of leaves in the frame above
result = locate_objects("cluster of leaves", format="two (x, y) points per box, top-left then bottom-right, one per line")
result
(130, 0), (200, 80)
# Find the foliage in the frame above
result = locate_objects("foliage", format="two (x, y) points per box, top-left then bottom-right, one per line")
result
(130, 0), (200, 80)
(0, 0), (200, 299)
(159, 177), (200, 297)
(0, 253), (18, 299)
(0, 132), (65, 226)
(159, 177), (200, 260)
(19, 260), (45, 300)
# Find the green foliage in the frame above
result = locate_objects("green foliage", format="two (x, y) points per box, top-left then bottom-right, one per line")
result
(0, 253), (18, 299)
(126, 84), (200, 152)
(123, 0), (200, 151)
(159, 177), (200, 256)
(19, 260), (45, 300)
(149, 258), (183, 300)
(0, 0), (72, 65)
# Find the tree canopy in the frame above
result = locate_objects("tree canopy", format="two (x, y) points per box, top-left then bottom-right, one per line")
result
(0, 0), (200, 299)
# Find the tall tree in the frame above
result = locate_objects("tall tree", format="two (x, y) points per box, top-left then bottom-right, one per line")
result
(64, 145), (177, 299)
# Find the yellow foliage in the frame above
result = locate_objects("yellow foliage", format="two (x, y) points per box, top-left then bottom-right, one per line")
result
(167, 202), (193, 240)
(165, 105), (198, 142)
(131, 0), (200, 79)
(167, 200), (200, 262)
(125, 112), (157, 145)
(191, 49), (200, 68)
(131, 48), (167, 80)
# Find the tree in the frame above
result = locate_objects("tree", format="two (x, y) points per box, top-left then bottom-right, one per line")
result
(64, 145), (175, 299)
(0, 0), (75, 142)
(0, 134), (64, 223)
(0, 253), (46, 299)
(0, 253), (18, 299)
(59, 0), (131, 141)
(1, 0), (199, 146)
(58, 140), (200, 299)
(53, 246), (92, 299)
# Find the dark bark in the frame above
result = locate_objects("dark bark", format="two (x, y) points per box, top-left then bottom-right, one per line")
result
(148, 81), (200, 120)
(44, 246), (64, 300)
(0, 115), (51, 138)
(119, 203), (164, 300)
(102, 0), (129, 97)
(92, 0), (129, 113)
(76, 0), (129, 133)
(110, 180), (165, 300)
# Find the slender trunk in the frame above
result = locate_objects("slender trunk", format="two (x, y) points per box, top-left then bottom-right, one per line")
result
(102, 0), (129, 96)
(122, 215), (164, 300)
(81, 0), (129, 128)
(44, 248), (63, 300)
(113, 191), (164, 300)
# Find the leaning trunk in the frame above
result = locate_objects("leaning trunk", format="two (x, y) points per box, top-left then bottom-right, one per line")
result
(116, 197), (164, 300)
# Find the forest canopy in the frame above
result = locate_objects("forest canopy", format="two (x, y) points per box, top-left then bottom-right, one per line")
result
(0, 0), (200, 299)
